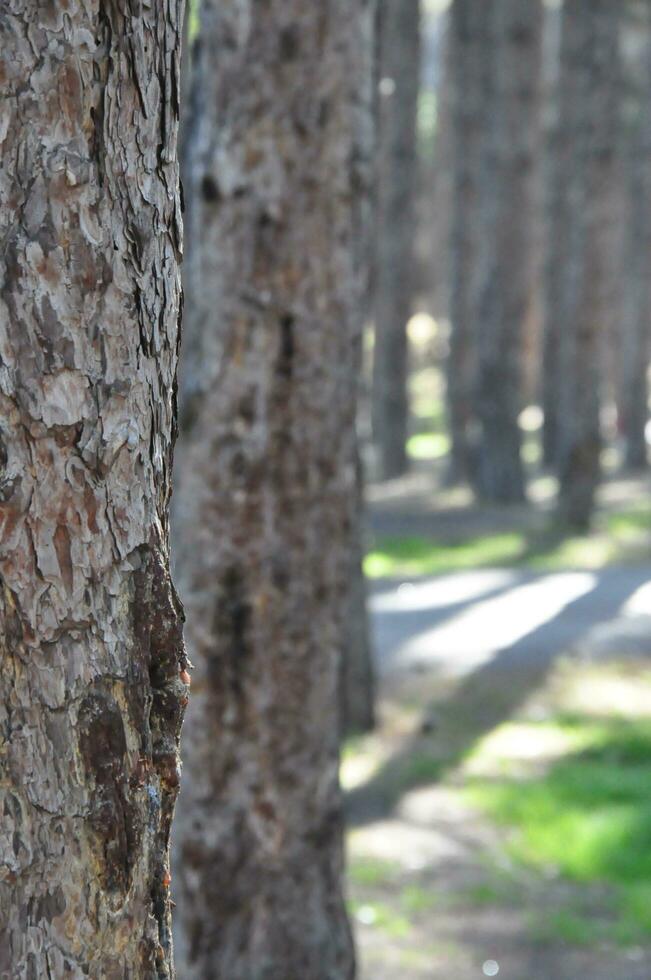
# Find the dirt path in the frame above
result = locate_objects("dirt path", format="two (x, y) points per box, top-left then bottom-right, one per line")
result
(346, 561), (651, 980)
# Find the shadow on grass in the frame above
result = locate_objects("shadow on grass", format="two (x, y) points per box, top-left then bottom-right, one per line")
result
(347, 570), (649, 826)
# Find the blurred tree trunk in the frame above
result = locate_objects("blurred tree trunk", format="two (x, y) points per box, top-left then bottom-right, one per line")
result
(556, 0), (621, 528)
(372, 0), (421, 480)
(541, 1), (566, 468)
(341, 452), (375, 736)
(446, 0), (492, 485)
(618, 8), (651, 471)
(171, 1), (374, 977)
(472, 0), (542, 503)
(428, 11), (453, 322)
(0, 4), (186, 977)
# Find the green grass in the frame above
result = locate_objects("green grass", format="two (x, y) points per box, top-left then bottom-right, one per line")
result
(469, 717), (651, 943)
(364, 532), (525, 578)
(364, 503), (651, 579)
(348, 857), (402, 888)
(348, 900), (412, 939)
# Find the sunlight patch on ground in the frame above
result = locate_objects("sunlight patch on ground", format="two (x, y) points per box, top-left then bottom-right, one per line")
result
(461, 722), (581, 780)
(622, 579), (651, 616)
(341, 741), (391, 792)
(539, 662), (651, 721)
(371, 570), (518, 614)
(350, 820), (469, 869)
(387, 572), (595, 676)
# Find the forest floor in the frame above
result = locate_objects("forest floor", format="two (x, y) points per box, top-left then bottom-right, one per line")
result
(345, 468), (651, 980)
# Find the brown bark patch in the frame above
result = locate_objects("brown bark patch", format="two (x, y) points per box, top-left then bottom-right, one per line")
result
(78, 691), (142, 900)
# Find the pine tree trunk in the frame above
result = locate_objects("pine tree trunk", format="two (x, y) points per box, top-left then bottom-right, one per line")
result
(341, 453), (375, 736)
(619, 8), (651, 471)
(0, 4), (186, 977)
(429, 11), (453, 324)
(446, 0), (491, 486)
(372, 0), (421, 480)
(472, 0), (542, 503)
(556, 0), (621, 528)
(171, 2), (373, 976)
(541, 0), (566, 468)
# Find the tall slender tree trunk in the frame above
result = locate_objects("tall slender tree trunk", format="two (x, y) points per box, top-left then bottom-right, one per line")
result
(372, 0), (421, 480)
(171, 2), (373, 977)
(541, 1), (566, 468)
(472, 0), (542, 503)
(429, 11), (453, 323)
(341, 452), (375, 736)
(556, 0), (621, 528)
(0, 4), (186, 977)
(619, 7), (651, 471)
(446, 0), (491, 486)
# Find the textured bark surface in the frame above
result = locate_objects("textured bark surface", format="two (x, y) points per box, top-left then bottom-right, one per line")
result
(372, 0), (420, 480)
(556, 0), (621, 528)
(446, 0), (491, 486)
(472, 0), (542, 503)
(171, 1), (373, 977)
(0, 3), (186, 978)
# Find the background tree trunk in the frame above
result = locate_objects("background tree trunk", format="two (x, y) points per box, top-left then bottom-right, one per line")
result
(556, 0), (621, 528)
(618, 3), (651, 471)
(446, 0), (491, 485)
(472, 0), (542, 503)
(0, 4), (186, 976)
(372, 0), (421, 480)
(541, 0), (566, 468)
(341, 452), (375, 736)
(426, 10), (453, 324)
(171, 1), (373, 977)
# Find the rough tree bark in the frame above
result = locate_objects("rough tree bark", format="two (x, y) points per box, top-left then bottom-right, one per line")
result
(372, 0), (420, 480)
(472, 0), (542, 503)
(171, 1), (373, 977)
(556, 0), (621, 528)
(446, 0), (491, 485)
(0, 3), (186, 978)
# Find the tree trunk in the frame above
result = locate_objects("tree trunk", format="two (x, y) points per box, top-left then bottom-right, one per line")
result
(372, 0), (421, 480)
(472, 0), (542, 503)
(427, 10), (453, 323)
(0, 4), (186, 977)
(541, 0), (566, 468)
(171, 1), (373, 977)
(618, 5), (651, 471)
(341, 452), (375, 736)
(446, 0), (492, 486)
(556, 0), (621, 528)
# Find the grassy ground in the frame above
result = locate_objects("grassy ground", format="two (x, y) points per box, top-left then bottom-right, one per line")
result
(365, 501), (651, 579)
(348, 394), (651, 977)
(345, 659), (651, 979)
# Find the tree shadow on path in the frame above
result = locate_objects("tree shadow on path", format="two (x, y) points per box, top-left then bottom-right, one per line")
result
(347, 566), (651, 825)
